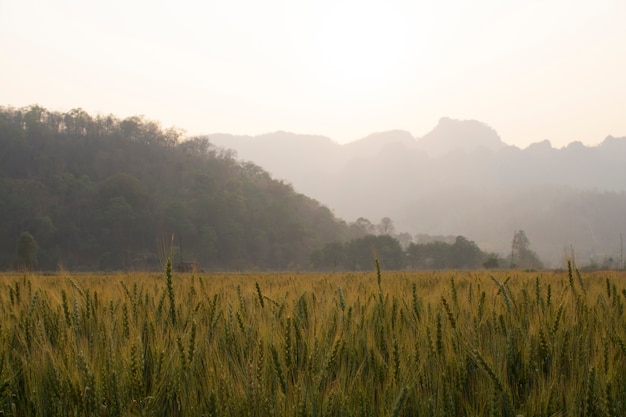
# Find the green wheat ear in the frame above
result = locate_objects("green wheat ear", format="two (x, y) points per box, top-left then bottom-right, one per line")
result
(255, 282), (265, 309)
(375, 258), (383, 306)
(337, 286), (345, 312)
(391, 386), (408, 417)
(166, 258), (176, 325)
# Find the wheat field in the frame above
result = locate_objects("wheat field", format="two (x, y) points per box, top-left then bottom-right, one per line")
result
(1, 262), (625, 416)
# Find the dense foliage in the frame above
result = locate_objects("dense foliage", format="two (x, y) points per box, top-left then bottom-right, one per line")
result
(312, 234), (499, 270)
(1, 266), (625, 416)
(0, 105), (353, 271)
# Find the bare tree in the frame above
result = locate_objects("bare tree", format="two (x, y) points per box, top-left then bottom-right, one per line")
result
(378, 217), (395, 235)
(511, 230), (543, 269)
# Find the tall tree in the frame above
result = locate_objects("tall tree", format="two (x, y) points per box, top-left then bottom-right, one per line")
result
(450, 236), (484, 269)
(15, 231), (38, 270)
(377, 217), (395, 235)
(511, 230), (543, 269)
(352, 217), (376, 235)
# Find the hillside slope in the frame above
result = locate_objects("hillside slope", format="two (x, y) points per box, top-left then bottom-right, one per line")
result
(0, 106), (351, 271)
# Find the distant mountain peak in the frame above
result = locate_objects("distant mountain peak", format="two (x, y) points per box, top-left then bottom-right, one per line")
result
(600, 135), (626, 148)
(566, 140), (587, 150)
(416, 117), (506, 157)
(525, 139), (554, 152)
(342, 130), (417, 158)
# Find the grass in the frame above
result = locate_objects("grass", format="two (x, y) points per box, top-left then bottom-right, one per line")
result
(0, 265), (625, 416)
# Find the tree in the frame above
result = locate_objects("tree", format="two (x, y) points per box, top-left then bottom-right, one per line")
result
(179, 136), (214, 157)
(345, 234), (405, 271)
(310, 241), (345, 270)
(421, 241), (452, 269)
(405, 235), (491, 270)
(352, 217), (376, 235)
(395, 232), (413, 249)
(511, 230), (543, 269)
(482, 253), (501, 269)
(371, 234), (405, 269)
(450, 236), (484, 269)
(377, 217), (395, 235)
(15, 231), (38, 270)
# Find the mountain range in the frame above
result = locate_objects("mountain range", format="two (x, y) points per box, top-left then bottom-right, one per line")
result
(209, 118), (626, 267)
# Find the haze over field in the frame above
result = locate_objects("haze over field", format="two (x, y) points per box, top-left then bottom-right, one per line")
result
(210, 120), (626, 267)
(1, 0), (625, 148)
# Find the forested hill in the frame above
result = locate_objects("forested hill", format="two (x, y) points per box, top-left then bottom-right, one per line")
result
(0, 106), (353, 271)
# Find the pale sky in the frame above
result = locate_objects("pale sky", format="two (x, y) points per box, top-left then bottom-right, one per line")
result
(1, 0), (625, 148)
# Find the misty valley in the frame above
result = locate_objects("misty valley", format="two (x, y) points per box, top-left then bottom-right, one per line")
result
(2, 106), (625, 272)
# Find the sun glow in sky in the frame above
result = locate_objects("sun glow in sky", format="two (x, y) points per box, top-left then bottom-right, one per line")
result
(1, 0), (625, 147)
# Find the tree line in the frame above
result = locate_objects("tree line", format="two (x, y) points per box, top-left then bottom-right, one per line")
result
(311, 229), (543, 271)
(0, 105), (355, 271)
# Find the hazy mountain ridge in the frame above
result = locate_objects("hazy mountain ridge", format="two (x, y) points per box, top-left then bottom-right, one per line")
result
(210, 118), (626, 267)
(417, 117), (506, 156)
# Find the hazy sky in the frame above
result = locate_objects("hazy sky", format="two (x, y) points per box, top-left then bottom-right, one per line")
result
(1, 0), (625, 147)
